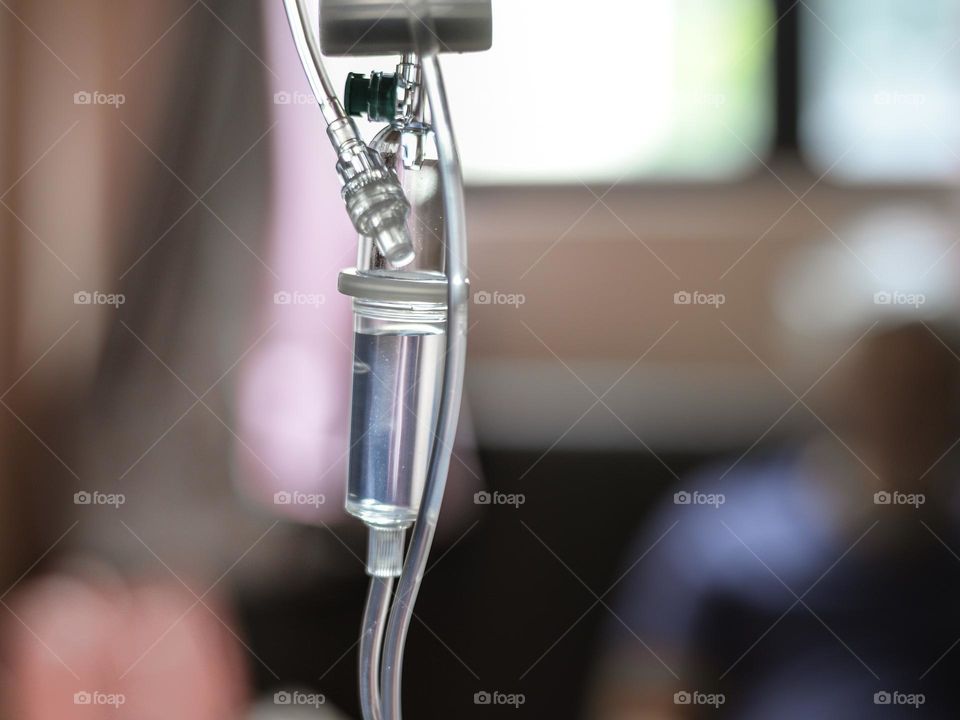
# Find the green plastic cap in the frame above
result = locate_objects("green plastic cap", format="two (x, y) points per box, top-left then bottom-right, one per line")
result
(344, 72), (398, 122)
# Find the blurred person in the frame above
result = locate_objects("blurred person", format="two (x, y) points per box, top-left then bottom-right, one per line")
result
(2, 566), (248, 719)
(589, 210), (960, 719)
(1, 1), (292, 715)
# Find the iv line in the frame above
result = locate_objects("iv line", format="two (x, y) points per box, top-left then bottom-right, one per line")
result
(360, 575), (394, 720)
(280, 3), (469, 717)
(281, 0), (416, 266)
(379, 54), (469, 720)
(282, 0), (347, 126)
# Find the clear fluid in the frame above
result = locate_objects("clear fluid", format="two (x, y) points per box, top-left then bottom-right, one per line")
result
(346, 330), (444, 527)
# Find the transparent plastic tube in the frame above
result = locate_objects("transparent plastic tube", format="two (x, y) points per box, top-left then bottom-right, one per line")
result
(345, 309), (445, 529)
(282, 0), (347, 125)
(380, 54), (468, 720)
(282, 0), (415, 266)
(360, 575), (394, 720)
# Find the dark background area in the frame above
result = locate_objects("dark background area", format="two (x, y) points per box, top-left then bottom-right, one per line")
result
(239, 448), (712, 718)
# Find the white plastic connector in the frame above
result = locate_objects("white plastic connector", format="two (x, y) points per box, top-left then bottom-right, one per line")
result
(367, 526), (407, 578)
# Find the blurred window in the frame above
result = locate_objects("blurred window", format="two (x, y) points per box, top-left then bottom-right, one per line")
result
(324, 0), (776, 185)
(801, 0), (960, 183)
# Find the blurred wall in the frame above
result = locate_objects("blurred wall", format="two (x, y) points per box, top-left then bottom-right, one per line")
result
(0, 0), (193, 584)
(0, 4), (17, 582)
(466, 171), (960, 450)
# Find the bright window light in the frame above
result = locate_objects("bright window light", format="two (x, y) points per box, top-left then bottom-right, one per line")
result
(801, 0), (960, 183)
(323, 0), (775, 185)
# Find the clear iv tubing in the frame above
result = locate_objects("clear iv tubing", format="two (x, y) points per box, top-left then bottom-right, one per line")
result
(360, 576), (394, 720)
(282, 0), (349, 126)
(379, 54), (469, 720)
(278, 4), (464, 717)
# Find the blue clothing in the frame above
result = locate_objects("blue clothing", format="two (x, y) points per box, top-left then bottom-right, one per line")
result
(605, 452), (960, 718)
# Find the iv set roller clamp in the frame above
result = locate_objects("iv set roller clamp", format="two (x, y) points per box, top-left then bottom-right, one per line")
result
(281, 1), (492, 719)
